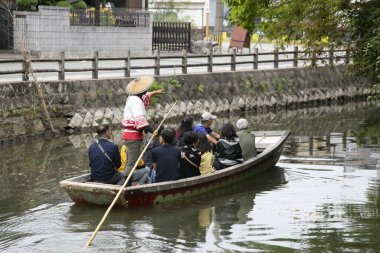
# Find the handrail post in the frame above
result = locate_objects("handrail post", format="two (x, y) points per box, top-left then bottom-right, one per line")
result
(22, 50), (30, 81)
(253, 48), (258, 70)
(329, 46), (334, 66)
(58, 51), (65, 80)
(155, 50), (160, 76)
(231, 48), (236, 71)
(207, 47), (213, 73)
(274, 46), (279, 68)
(293, 46), (298, 67)
(92, 51), (99, 79)
(311, 49), (317, 67)
(181, 49), (187, 74)
(124, 50), (131, 77)
(345, 48), (350, 64)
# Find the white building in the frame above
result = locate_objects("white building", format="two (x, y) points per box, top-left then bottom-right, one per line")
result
(149, 0), (222, 29)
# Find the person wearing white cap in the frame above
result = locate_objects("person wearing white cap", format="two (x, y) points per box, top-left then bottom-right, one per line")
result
(122, 76), (164, 175)
(236, 118), (257, 160)
(193, 112), (220, 145)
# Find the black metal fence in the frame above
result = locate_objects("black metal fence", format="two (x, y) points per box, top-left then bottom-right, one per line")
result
(0, 8), (13, 50)
(70, 8), (150, 27)
(153, 22), (191, 52)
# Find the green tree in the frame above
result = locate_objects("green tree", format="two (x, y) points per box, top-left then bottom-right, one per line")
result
(349, 1), (380, 84)
(225, 0), (379, 84)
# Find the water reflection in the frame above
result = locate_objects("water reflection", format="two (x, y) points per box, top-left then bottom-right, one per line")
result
(0, 101), (380, 252)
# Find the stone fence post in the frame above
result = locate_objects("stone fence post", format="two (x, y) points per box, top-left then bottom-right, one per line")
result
(58, 51), (65, 80)
(124, 50), (131, 77)
(345, 49), (350, 64)
(274, 47), (279, 68)
(182, 49), (187, 74)
(155, 50), (160, 76)
(329, 47), (334, 66)
(253, 48), (258, 70)
(207, 47), (213, 73)
(293, 46), (298, 67)
(92, 51), (99, 79)
(231, 48), (236, 71)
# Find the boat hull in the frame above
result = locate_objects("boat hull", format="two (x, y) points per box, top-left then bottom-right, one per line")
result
(60, 131), (289, 207)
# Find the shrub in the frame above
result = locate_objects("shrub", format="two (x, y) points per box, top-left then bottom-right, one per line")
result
(56, 1), (72, 9)
(71, 0), (87, 9)
(16, 0), (38, 10)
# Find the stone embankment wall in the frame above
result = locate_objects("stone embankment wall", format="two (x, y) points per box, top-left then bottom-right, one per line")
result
(0, 66), (372, 145)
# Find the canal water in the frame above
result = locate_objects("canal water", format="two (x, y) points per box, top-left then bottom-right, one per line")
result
(1, 101), (380, 252)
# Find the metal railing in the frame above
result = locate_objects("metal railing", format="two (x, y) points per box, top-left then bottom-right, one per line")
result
(0, 47), (350, 82)
(70, 8), (150, 27)
(153, 22), (191, 52)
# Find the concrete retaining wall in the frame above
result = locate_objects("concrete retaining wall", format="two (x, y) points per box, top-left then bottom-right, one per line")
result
(13, 6), (152, 58)
(0, 66), (372, 145)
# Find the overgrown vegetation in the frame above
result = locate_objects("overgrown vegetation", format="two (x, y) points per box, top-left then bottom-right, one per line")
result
(150, 77), (182, 106)
(15, 0), (86, 10)
(225, 0), (380, 87)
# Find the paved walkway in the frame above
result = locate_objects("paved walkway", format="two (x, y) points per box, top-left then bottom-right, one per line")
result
(0, 42), (287, 59)
(0, 50), (22, 59)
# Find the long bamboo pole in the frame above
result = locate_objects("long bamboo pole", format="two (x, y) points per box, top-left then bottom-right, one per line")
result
(83, 100), (177, 250)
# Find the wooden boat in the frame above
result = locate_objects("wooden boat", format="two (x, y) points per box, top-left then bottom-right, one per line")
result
(60, 130), (290, 208)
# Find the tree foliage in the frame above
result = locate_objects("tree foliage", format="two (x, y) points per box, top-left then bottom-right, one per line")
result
(225, 0), (350, 48)
(15, 0), (86, 10)
(349, 0), (380, 84)
(225, 0), (379, 84)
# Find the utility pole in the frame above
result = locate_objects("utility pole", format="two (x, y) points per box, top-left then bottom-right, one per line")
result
(214, 0), (224, 36)
(205, 0), (209, 40)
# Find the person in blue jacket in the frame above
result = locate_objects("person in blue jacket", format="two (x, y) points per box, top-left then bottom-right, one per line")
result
(89, 125), (125, 185)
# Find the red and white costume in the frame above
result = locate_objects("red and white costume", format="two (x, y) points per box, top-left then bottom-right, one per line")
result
(121, 93), (151, 141)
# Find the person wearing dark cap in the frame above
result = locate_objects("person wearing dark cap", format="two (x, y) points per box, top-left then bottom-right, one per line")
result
(193, 112), (220, 145)
(122, 76), (164, 177)
(89, 125), (124, 185)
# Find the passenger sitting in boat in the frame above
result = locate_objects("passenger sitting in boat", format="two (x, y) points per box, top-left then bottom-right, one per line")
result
(89, 125), (125, 185)
(143, 125), (164, 168)
(213, 123), (244, 170)
(130, 159), (151, 185)
(236, 118), (257, 160)
(118, 145), (151, 185)
(118, 144), (127, 172)
(151, 128), (181, 183)
(176, 116), (194, 147)
(197, 133), (215, 174)
(193, 112), (220, 145)
(179, 132), (201, 179)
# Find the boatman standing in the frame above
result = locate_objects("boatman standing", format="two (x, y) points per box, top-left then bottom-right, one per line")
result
(122, 76), (164, 176)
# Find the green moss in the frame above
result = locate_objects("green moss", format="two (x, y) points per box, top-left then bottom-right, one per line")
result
(7, 106), (14, 114)
(24, 107), (38, 121)
(198, 83), (205, 94)
(258, 81), (268, 92)
(97, 88), (102, 97)
(169, 78), (181, 88)
(106, 88), (112, 99)
(273, 78), (288, 93)
(241, 75), (256, 96)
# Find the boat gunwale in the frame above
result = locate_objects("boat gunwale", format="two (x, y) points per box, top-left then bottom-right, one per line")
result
(59, 130), (290, 194)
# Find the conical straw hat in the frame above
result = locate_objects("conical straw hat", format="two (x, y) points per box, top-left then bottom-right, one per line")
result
(125, 76), (154, 95)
